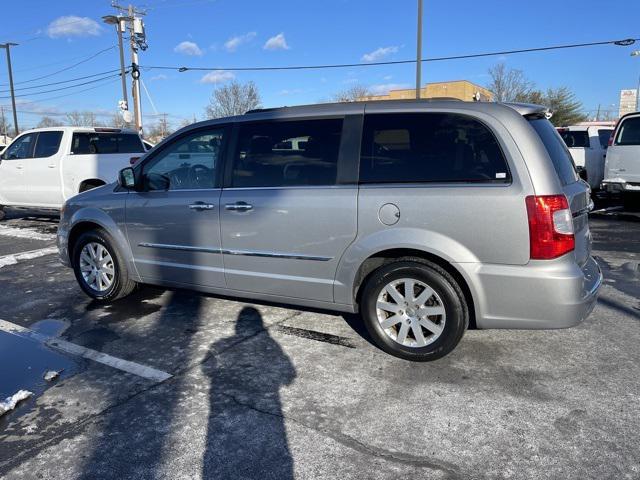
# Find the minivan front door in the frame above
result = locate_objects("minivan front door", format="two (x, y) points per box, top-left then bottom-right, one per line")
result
(125, 127), (228, 287)
(220, 117), (359, 303)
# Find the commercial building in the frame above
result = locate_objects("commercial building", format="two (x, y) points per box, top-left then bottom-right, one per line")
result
(359, 80), (493, 102)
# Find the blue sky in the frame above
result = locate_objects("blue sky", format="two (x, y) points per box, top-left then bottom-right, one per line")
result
(2, 0), (640, 130)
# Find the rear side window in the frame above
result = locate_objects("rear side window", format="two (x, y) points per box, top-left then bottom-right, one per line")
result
(359, 113), (510, 184)
(615, 117), (640, 145)
(558, 130), (590, 148)
(529, 119), (578, 186)
(34, 131), (63, 158)
(71, 133), (144, 155)
(598, 129), (613, 149)
(231, 119), (343, 188)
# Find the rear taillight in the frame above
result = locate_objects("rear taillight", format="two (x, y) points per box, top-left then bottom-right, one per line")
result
(525, 195), (575, 260)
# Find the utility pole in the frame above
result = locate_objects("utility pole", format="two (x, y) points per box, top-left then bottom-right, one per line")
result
(415, 0), (423, 100)
(109, 2), (147, 134)
(0, 43), (19, 136)
(102, 15), (129, 114)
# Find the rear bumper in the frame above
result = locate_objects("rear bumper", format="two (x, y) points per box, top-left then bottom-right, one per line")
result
(601, 178), (640, 193)
(460, 255), (602, 329)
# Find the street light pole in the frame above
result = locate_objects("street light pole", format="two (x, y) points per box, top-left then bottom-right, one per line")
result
(632, 50), (640, 111)
(0, 43), (19, 136)
(415, 0), (423, 99)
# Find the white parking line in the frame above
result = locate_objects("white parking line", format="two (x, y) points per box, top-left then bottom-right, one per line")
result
(0, 225), (56, 241)
(0, 247), (59, 268)
(0, 319), (173, 383)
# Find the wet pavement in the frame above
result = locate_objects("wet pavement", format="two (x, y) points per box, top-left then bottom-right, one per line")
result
(0, 206), (638, 479)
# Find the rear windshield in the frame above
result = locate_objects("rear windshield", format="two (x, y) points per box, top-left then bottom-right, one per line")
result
(530, 119), (578, 185)
(71, 132), (144, 155)
(598, 129), (613, 148)
(558, 130), (590, 148)
(615, 117), (640, 146)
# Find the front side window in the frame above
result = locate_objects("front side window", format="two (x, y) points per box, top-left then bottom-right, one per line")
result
(34, 131), (63, 158)
(615, 117), (640, 146)
(360, 113), (510, 184)
(231, 119), (343, 188)
(558, 130), (590, 149)
(3, 133), (36, 160)
(142, 129), (224, 191)
(71, 132), (144, 154)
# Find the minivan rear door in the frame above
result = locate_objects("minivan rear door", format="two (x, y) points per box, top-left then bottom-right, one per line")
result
(530, 119), (591, 266)
(607, 114), (640, 184)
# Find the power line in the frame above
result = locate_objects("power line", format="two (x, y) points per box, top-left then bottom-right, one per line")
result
(142, 37), (639, 73)
(0, 69), (121, 94)
(12, 77), (121, 104)
(0, 72), (124, 99)
(0, 46), (116, 87)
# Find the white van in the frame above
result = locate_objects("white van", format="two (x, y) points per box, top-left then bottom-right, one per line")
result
(0, 127), (145, 219)
(557, 125), (613, 190)
(602, 113), (640, 204)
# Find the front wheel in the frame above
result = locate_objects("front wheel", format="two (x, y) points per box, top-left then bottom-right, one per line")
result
(360, 259), (468, 361)
(72, 229), (136, 302)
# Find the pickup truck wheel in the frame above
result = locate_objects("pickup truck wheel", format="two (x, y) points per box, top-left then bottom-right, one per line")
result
(72, 229), (136, 302)
(360, 259), (468, 361)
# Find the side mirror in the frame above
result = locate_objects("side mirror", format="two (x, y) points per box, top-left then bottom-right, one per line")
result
(576, 165), (588, 182)
(118, 167), (137, 189)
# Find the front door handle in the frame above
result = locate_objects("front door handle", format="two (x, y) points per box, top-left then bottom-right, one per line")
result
(188, 202), (215, 211)
(225, 201), (253, 212)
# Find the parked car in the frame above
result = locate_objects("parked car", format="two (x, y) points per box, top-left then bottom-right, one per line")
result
(602, 112), (640, 207)
(557, 125), (613, 190)
(57, 100), (602, 361)
(0, 127), (145, 220)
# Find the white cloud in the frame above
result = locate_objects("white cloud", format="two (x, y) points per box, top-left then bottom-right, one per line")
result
(224, 32), (256, 52)
(200, 70), (235, 84)
(383, 74), (393, 81)
(361, 46), (399, 62)
(46, 16), (102, 38)
(369, 83), (411, 95)
(150, 74), (168, 81)
(174, 41), (204, 56)
(263, 33), (290, 51)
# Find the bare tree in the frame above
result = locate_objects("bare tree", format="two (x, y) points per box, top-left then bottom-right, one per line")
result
(332, 84), (371, 102)
(146, 115), (173, 142)
(65, 111), (103, 127)
(0, 107), (12, 140)
(110, 112), (128, 128)
(205, 81), (261, 119)
(37, 116), (64, 128)
(486, 63), (534, 102)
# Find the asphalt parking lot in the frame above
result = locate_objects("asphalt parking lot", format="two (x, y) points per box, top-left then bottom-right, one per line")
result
(0, 207), (638, 480)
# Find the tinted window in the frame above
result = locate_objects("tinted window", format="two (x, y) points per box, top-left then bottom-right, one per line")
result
(598, 129), (613, 149)
(143, 129), (224, 191)
(34, 131), (63, 158)
(71, 133), (144, 154)
(558, 130), (590, 148)
(360, 113), (510, 184)
(615, 117), (640, 145)
(3, 133), (36, 159)
(231, 119), (342, 188)
(530, 119), (578, 186)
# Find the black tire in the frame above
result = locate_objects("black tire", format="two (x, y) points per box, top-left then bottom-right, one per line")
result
(72, 229), (136, 302)
(623, 192), (639, 212)
(360, 258), (468, 361)
(0, 207), (5, 221)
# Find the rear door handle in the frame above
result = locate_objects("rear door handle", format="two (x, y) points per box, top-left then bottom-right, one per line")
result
(188, 202), (215, 211)
(225, 202), (253, 212)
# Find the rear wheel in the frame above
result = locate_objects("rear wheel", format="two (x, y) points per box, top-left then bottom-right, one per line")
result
(360, 258), (468, 361)
(623, 192), (639, 211)
(72, 229), (136, 302)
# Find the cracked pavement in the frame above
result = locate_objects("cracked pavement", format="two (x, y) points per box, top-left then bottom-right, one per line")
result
(0, 209), (639, 479)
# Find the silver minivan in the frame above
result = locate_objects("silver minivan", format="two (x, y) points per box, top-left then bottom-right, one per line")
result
(57, 100), (602, 361)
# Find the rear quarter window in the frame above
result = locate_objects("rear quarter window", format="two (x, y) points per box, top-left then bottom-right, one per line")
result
(614, 116), (640, 146)
(558, 130), (590, 148)
(530, 119), (578, 186)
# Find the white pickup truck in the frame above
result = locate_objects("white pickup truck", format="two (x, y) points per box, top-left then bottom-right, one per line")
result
(602, 112), (640, 207)
(0, 127), (145, 220)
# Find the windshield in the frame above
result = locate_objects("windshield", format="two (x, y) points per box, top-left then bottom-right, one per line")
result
(530, 119), (578, 186)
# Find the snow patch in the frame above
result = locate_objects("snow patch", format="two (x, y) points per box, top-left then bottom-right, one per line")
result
(44, 370), (61, 382)
(0, 225), (56, 241)
(0, 390), (33, 416)
(0, 247), (58, 268)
